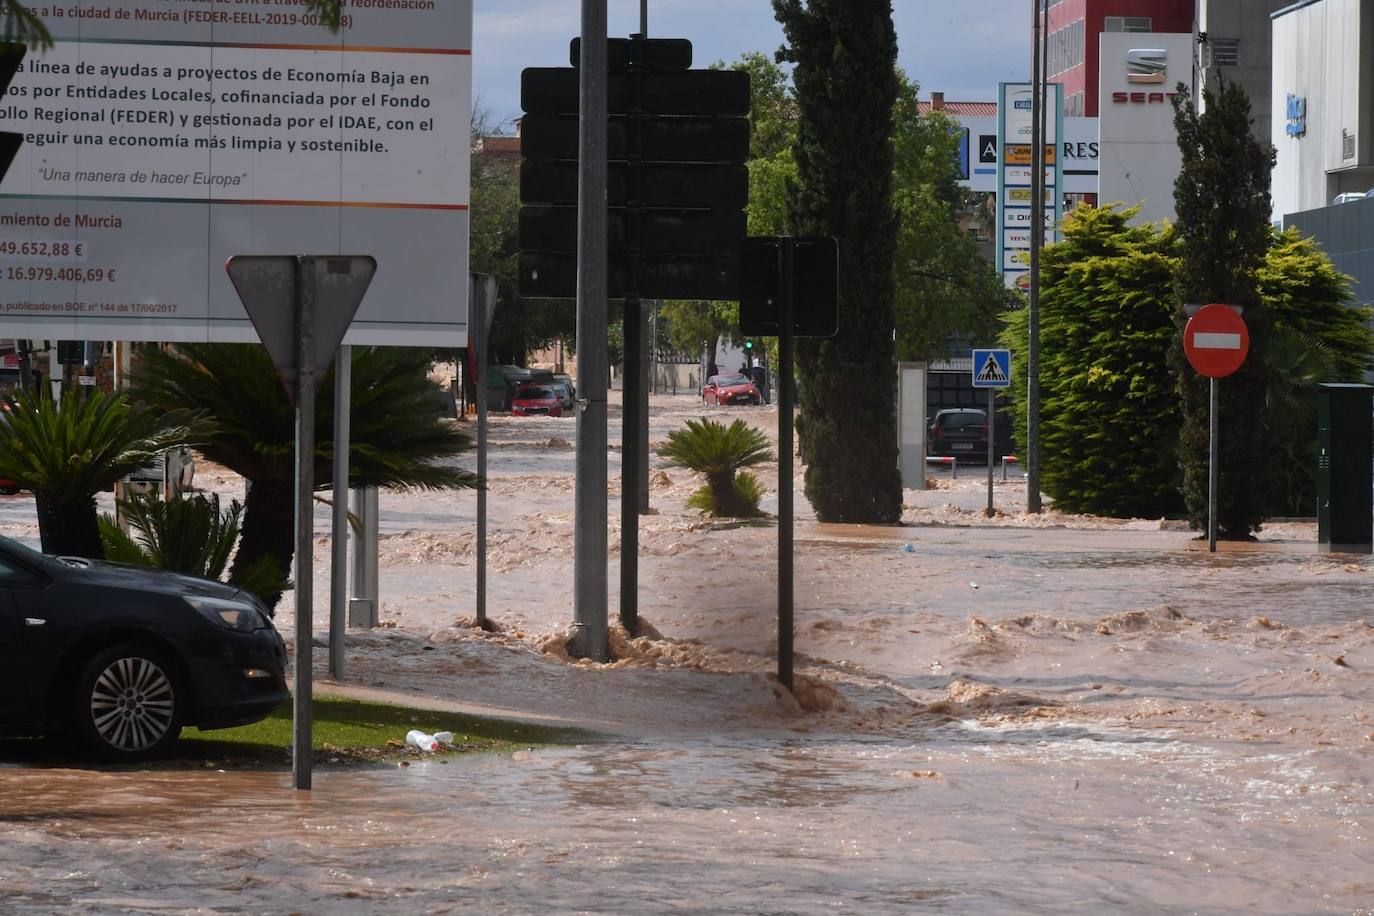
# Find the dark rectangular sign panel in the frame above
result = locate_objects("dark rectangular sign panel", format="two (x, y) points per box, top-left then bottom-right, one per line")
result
(519, 252), (739, 301)
(738, 237), (840, 338)
(521, 160), (748, 209)
(520, 206), (745, 256)
(569, 37), (694, 71)
(522, 67), (750, 117)
(520, 113), (749, 163)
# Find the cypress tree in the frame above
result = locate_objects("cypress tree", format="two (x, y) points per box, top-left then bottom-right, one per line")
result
(773, 0), (903, 522)
(1170, 82), (1276, 538)
(1001, 206), (1184, 518)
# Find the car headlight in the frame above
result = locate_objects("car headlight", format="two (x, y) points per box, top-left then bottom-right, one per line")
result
(186, 596), (269, 632)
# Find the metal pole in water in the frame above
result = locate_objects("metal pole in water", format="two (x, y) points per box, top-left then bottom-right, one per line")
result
(474, 279), (489, 628)
(1208, 376), (1218, 553)
(328, 345), (351, 680)
(571, 0), (611, 661)
(986, 388), (995, 517)
(292, 256), (316, 792)
(778, 239), (795, 691)
(1027, 0), (1044, 513)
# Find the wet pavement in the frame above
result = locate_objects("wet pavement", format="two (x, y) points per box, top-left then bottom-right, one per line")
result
(2, 393), (1371, 913)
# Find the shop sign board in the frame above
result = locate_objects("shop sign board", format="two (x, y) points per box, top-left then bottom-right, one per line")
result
(997, 82), (1062, 292)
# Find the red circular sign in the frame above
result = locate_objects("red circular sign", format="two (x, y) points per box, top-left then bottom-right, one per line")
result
(1184, 304), (1250, 378)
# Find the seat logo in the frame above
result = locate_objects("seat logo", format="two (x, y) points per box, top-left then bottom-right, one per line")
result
(1126, 49), (1167, 84)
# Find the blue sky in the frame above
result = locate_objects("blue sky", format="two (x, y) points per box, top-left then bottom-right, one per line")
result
(472, 1), (1032, 131)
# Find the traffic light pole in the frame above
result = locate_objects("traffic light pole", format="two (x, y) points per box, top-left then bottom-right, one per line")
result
(619, 32), (647, 636)
(572, 0), (611, 662)
(777, 239), (795, 692)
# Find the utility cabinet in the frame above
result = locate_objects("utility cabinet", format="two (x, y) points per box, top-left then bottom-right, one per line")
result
(1316, 383), (1373, 554)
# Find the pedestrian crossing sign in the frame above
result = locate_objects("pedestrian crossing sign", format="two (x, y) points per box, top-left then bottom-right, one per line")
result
(972, 348), (1011, 388)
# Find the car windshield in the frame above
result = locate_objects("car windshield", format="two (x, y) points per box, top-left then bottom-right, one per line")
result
(519, 387), (555, 399)
(716, 374), (751, 387)
(937, 411), (985, 430)
(0, 533), (47, 564)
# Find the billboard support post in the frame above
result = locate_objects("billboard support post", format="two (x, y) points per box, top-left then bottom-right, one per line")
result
(329, 345), (351, 681)
(291, 256), (317, 792)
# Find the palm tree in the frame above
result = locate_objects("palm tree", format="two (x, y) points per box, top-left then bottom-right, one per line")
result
(0, 389), (193, 557)
(656, 417), (774, 518)
(98, 491), (289, 603)
(129, 344), (477, 608)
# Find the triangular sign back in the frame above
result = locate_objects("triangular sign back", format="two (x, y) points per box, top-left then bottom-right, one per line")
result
(226, 255), (377, 403)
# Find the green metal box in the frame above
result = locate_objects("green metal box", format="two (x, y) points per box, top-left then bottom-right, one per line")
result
(1316, 383), (1373, 554)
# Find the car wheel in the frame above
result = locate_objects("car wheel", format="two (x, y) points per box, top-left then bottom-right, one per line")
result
(74, 643), (184, 761)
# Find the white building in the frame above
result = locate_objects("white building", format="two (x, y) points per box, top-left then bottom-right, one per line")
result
(1270, 0), (1374, 219)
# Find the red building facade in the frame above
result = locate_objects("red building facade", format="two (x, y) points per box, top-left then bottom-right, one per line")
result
(1045, 0), (1194, 116)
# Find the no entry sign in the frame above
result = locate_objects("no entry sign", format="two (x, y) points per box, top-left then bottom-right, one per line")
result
(1185, 304), (1249, 378)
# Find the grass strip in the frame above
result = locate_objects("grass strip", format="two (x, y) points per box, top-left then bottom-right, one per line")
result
(177, 694), (593, 766)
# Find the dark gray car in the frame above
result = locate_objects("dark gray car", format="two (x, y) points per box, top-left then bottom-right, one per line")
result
(0, 535), (288, 761)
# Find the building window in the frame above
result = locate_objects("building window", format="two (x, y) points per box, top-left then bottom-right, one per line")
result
(1105, 16), (1152, 32)
(1209, 38), (1240, 67)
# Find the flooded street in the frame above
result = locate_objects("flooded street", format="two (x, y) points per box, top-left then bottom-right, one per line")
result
(2, 392), (1372, 913)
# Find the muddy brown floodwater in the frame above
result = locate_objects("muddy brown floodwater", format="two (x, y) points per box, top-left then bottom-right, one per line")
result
(1, 391), (1371, 914)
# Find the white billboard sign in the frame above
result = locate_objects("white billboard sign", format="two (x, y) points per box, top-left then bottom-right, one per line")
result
(965, 116), (1096, 195)
(0, 1), (471, 345)
(1097, 32), (1193, 226)
(997, 82), (1063, 291)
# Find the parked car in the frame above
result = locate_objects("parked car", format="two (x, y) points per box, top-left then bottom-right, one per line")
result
(928, 408), (991, 461)
(0, 534), (288, 760)
(0, 402), (19, 494)
(704, 373), (762, 406)
(487, 366), (557, 412)
(548, 376), (576, 412)
(510, 384), (565, 417)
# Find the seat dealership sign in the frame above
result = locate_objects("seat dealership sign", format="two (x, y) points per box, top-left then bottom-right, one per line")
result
(0, 0), (471, 346)
(1096, 32), (1194, 227)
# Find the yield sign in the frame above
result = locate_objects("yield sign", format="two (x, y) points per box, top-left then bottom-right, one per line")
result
(227, 255), (377, 402)
(1184, 303), (1249, 379)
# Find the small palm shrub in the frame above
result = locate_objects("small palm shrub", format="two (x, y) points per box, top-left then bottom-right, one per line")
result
(99, 491), (289, 606)
(0, 389), (193, 557)
(656, 417), (773, 517)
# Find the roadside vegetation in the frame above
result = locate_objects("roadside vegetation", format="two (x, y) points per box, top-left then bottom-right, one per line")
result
(129, 344), (477, 609)
(0, 696), (590, 769)
(0, 389), (193, 558)
(656, 417), (774, 518)
(99, 491), (289, 603)
(179, 696), (590, 767)
(1001, 206), (1371, 522)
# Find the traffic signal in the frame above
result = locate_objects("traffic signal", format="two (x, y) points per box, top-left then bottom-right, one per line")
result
(0, 44), (25, 183)
(743, 340), (754, 352)
(518, 36), (750, 301)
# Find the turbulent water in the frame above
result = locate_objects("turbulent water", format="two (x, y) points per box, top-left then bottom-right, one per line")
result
(2, 393), (1371, 914)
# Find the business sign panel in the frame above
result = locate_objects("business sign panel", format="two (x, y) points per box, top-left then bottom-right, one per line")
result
(961, 115), (1096, 193)
(1098, 33), (1193, 227)
(997, 82), (1062, 291)
(0, 1), (471, 345)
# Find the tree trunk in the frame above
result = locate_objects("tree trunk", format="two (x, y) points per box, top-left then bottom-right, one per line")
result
(707, 472), (747, 518)
(230, 477), (296, 609)
(36, 492), (103, 559)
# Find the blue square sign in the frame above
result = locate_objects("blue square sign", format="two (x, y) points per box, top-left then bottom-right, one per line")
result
(971, 348), (1011, 388)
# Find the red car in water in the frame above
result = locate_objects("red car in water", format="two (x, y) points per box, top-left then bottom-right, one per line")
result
(703, 373), (762, 406)
(510, 384), (565, 417)
(0, 402), (18, 494)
